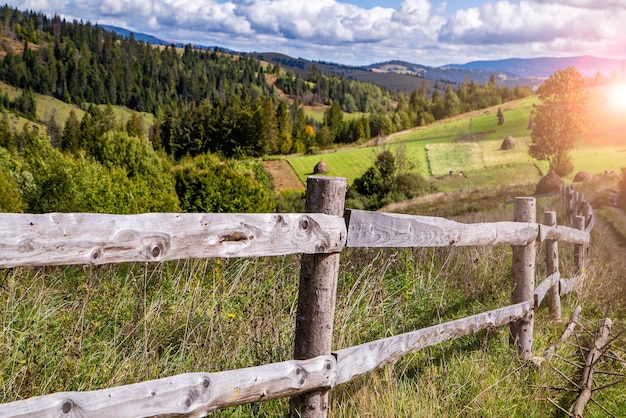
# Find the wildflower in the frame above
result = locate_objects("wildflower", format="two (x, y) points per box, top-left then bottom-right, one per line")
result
(226, 313), (236, 319)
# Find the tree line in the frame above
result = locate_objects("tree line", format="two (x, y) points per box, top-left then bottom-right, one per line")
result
(0, 5), (541, 215)
(0, 6), (534, 160)
(0, 111), (276, 214)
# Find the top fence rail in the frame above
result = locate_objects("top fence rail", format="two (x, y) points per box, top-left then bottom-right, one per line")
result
(0, 207), (589, 269)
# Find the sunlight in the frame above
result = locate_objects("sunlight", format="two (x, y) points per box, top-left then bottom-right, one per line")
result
(608, 83), (626, 110)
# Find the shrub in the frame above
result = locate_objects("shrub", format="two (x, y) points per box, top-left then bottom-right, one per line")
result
(275, 190), (305, 213)
(174, 154), (275, 213)
(392, 172), (430, 199)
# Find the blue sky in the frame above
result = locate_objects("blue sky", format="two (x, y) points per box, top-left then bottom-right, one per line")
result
(7, 0), (626, 66)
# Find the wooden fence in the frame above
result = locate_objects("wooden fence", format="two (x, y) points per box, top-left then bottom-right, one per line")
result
(0, 176), (594, 418)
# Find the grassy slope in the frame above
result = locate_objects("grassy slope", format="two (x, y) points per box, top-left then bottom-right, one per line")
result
(0, 80), (154, 130)
(289, 87), (626, 193)
(1, 84), (626, 416)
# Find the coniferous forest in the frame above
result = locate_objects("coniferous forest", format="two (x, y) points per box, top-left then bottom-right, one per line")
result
(0, 5), (533, 214)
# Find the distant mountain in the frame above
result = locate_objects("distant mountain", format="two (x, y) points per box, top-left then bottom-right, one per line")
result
(249, 52), (456, 95)
(100, 25), (224, 51)
(365, 60), (530, 87)
(100, 25), (173, 46)
(445, 56), (625, 79)
(99, 26), (624, 91)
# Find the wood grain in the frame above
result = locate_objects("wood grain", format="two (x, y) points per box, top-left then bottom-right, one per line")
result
(543, 211), (561, 320)
(510, 197), (536, 360)
(0, 212), (346, 268)
(333, 301), (533, 385)
(0, 356), (336, 418)
(534, 272), (560, 309)
(573, 318), (612, 417)
(538, 224), (589, 245)
(345, 209), (538, 248)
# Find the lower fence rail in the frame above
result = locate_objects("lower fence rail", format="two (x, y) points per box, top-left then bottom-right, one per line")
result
(0, 301), (536, 418)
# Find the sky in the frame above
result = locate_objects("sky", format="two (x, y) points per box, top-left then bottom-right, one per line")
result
(7, 0), (626, 67)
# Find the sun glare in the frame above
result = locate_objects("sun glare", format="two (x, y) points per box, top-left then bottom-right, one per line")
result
(608, 83), (626, 110)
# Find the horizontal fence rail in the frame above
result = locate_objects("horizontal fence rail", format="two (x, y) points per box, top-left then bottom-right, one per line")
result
(0, 177), (595, 418)
(0, 212), (347, 268)
(1, 357), (337, 418)
(345, 209), (589, 248)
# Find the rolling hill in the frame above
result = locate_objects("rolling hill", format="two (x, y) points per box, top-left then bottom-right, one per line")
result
(99, 25), (624, 94)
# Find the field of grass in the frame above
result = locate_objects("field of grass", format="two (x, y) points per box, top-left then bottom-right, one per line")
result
(2, 191), (624, 417)
(290, 88), (625, 197)
(290, 96), (540, 187)
(0, 81), (154, 131)
(2, 84), (626, 417)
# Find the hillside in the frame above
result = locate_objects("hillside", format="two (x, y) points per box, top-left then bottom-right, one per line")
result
(366, 59), (539, 88)
(449, 55), (625, 78)
(249, 52), (455, 96)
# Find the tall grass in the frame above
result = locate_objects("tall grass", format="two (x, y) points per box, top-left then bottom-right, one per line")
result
(3, 189), (623, 416)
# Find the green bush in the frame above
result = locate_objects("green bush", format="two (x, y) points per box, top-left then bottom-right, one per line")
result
(18, 134), (179, 214)
(174, 154), (275, 213)
(304, 146), (321, 155)
(275, 190), (305, 213)
(392, 172), (431, 199)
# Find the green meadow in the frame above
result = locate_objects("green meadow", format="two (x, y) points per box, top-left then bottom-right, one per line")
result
(289, 90), (626, 190)
(0, 80), (154, 131)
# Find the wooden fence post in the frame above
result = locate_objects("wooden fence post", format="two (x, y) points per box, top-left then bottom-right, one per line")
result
(290, 176), (347, 418)
(544, 211), (561, 320)
(582, 201), (592, 231)
(563, 185), (574, 223)
(510, 197), (536, 360)
(574, 215), (585, 274)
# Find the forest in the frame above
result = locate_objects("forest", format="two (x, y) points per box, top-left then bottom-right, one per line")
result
(0, 5), (534, 214)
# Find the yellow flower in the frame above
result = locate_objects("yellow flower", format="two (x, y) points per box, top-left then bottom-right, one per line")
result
(226, 313), (236, 319)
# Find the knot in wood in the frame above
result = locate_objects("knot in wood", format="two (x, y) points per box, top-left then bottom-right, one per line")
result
(182, 388), (199, 409)
(90, 247), (103, 261)
(141, 234), (170, 261)
(202, 376), (211, 389)
(293, 366), (309, 388)
(60, 399), (74, 414)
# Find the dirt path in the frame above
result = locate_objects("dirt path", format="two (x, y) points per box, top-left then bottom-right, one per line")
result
(262, 160), (305, 192)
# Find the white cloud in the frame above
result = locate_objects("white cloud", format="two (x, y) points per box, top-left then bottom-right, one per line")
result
(3, 0), (626, 66)
(99, 0), (152, 17)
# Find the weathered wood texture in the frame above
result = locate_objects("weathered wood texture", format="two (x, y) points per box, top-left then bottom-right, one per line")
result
(544, 211), (561, 319)
(292, 176), (347, 418)
(345, 209), (538, 248)
(573, 215), (586, 273)
(534, 272), (560, 309)
(537, 224), (589, 245)
(573, 317), (612, 418)
(510, 197), (536, 360)
(0, 212), (346, 268)
(333, 301), (533, 385)
(0, 356), (337, 418)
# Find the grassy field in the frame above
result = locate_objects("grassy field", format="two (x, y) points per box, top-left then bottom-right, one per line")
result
(0, 80), (154, 131)
(1, 84), (626, 417)
(2, 190), (624, 417)
(289, 89), (626, 192)
(290, 96), (541, 186)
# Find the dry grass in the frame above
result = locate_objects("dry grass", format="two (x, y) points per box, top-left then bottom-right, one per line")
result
(262, 159), (305, 192)
(1, 187), (625, 416)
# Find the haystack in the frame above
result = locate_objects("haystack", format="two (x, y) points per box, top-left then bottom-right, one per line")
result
(573, 171), (593, 183)
(500, 136), (515, 150)
(313, 160), (328, 174)
(534, 171), (564, 196)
